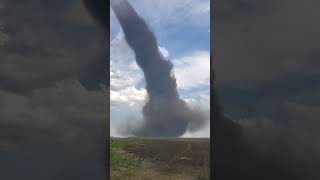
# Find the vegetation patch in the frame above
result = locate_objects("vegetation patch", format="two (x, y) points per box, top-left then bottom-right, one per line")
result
(110, 138), (141, 179)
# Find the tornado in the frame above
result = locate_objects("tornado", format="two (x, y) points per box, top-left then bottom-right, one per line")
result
(111, 0), (206, 137)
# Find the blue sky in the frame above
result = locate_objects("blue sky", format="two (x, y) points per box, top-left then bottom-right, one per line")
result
(110, 0), (210, 137)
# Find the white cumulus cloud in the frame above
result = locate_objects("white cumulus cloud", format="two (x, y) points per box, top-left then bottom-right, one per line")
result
(173, 50), (210, 90)
(158, 46), (170, 58)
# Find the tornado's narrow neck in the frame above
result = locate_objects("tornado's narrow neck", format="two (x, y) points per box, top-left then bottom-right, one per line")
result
(111, 0), (179, 98)
(111, 0), (160, 69)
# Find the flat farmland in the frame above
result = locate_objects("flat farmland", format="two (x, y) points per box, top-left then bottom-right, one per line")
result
(110, 137), (210, 180)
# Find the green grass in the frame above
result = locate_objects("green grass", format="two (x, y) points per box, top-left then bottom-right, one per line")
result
(110, 139), (128, 166)
(110, 138), (142, 179)
(110, 137), (145, 166)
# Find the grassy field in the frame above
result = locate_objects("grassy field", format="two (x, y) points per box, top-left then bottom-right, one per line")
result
(110, 137), (210, 180)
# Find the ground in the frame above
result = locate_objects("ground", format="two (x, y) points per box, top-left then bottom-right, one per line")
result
(110, 137), (210, 180)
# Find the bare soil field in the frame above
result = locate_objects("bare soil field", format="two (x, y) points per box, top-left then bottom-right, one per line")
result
(110, 137), (210, 180)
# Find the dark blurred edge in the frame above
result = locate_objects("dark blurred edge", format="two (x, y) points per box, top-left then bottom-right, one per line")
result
(0, 0), (109, 179)
(83, 0), (110, 178)
(210, 1), (214, 180)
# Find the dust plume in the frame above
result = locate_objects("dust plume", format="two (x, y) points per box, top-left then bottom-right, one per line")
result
(111, 0), (206, 137)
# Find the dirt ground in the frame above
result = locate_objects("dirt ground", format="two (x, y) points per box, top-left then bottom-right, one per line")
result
(111, 138), (210, 180)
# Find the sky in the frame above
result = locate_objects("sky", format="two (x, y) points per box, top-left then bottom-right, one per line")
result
(110, 0), (210, 137)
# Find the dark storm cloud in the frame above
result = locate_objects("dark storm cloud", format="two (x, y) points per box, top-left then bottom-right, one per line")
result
(0, 0), (106, 94)
(0, 0), (108, 137)
(111, 0), (206, 137)
(0, 0), (107, 179)
(213, 0), (320, 179)
(214, 0), (320, 87)
(213, 0), (320, 124)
